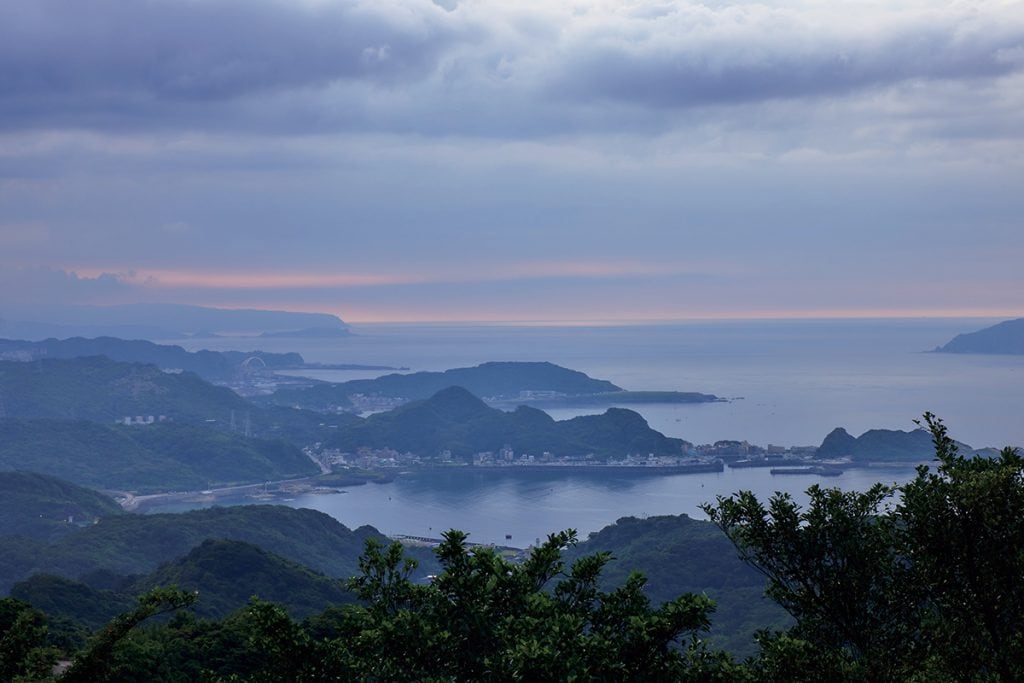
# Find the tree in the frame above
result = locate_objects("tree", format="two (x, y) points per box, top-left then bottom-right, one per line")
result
(240, 530), (739, 681)
(706, 413), (1024, 681)
(0, 598), (56, 682)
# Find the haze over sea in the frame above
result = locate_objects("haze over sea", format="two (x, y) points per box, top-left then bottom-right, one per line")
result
(171, 317), (1024, 544)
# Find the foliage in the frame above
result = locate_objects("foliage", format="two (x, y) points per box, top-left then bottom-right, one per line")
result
(0, 598), (57, 682)
(62, 586), (197, 683)
(706, 413), (1024, 680)
(86, 531), (739, 681)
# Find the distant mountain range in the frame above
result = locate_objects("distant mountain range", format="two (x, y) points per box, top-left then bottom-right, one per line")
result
(0, 336), (303, 380)
(325, 386), (687, 460)
(933, 318), (1024, 355)
(263, 360), (721, 412)
(0, 303), (349, 340)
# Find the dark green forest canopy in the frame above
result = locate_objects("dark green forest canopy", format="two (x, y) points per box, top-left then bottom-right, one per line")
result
(706, 414), (1024, 681)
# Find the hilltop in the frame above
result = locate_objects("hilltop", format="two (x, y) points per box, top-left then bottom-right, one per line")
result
(10, 539), (355, 629)
(325, 386), (686, 460)
(933, 318), (1024, 355)
(0, 471), (124, 540)
(815, 426), (979, 461)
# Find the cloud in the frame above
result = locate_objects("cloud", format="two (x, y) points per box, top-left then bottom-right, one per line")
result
(0, 266), (133, 309)
(1, 0), (1021, 138)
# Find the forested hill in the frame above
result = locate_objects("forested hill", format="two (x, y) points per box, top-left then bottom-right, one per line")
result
(0, 356), (253, 423)
(0, 355), (349, 446)
(567, 514), (789, 656)
(0, 505), (392, 594)
(264, 360), (721, 412)
(0, 336), (303, 380)
(0, 471), (124, 540)
(933, 317), (1024, 355)
(815, 426), (979, 461)
(10, 540), (355, 630)
(0, 419), (319, 491)
(325, 386), (685, 460)
(342, 361), (621, 398)
(265, 361), (621, 410)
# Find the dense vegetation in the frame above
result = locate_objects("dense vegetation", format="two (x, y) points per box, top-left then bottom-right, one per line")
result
(0, 420), (319, 491)
(706, 414), (1024, 680)
(0, 471), (124, 540)
(326, 386), (686, 460)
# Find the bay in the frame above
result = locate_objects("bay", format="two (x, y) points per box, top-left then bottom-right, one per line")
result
(162, 318), (1022, 544)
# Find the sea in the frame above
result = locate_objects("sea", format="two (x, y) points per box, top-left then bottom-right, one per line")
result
(168, 317), (1024, 545)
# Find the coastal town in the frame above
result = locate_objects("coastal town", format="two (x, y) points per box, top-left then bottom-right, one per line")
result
(305, 438), (824, 476)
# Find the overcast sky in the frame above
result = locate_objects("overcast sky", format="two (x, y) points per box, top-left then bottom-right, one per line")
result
(1, 0), (1022, 323)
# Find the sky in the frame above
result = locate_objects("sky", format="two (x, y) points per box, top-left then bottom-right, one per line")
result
(1, 0), (1023, 323)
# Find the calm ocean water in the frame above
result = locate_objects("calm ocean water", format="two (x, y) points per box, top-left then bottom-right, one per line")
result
(167, 318), (1023, 543)
(175, 317), (1023, 448)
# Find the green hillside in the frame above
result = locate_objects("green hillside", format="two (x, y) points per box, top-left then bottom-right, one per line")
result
(0, 505), (410, 594)
(566, 514), (790, 656)
(0, 356), (252, 423)
(0, 419), (319, 492)
(9, 539), (354, 630)
(0, 471), (124, 540)
(136, 539), (355, 619)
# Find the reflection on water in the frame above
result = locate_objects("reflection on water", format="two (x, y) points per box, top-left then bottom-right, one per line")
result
(263, 467), (920, 547)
